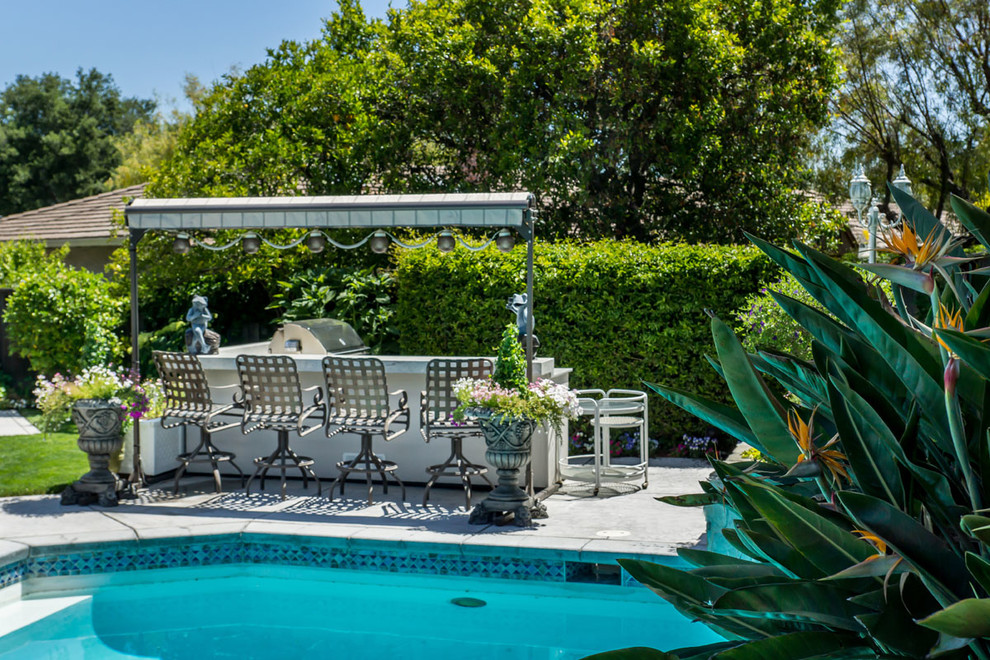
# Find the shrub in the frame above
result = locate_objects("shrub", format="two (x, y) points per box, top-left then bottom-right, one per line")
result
(394, 240), (776, 446)
(4, 263), (124, 377)
(796, 197), (853, 256)
(734, 272), (821, 360)
(267, 266), (399, 355)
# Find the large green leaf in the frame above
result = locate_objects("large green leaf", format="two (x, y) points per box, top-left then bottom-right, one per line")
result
(966, 552), (990, 595)
(937, 329), (990, 380)
(839, 492), (973, 602)
(951, 194), (990, 252)
(645, 382), (757, 447)
(737, 480), (875, 575)
(713, 582), (868, 630)
(710, 317), (798, 465)
(657, 492), (721, 507)
(710, 631), (876, 659)
(961, 514), (990, 544)
(617, 559), (776, 639)
(722, 528), (770, 563)
(734, 527), (825, 579)
(827, 378), (904, 507)
(767, 291), (854, 357)
(796, 245), (949, 434)
(854, 583), (940, 657)
(677, 548), (765, 569)
(693, 564), (794, 590)
(770, 293), (919, 429)
(750, 351), (830, 411)
(826, 555), (908, 581)
(857, 262), (934, 294)
(918, 599), (990, 638)
(965, 277), (990, 329)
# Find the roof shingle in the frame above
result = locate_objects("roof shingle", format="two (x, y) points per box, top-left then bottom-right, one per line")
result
(0, 184), (145, 243)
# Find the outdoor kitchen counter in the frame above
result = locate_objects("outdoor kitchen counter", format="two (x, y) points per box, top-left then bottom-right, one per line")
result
(176, 349), (571, 490)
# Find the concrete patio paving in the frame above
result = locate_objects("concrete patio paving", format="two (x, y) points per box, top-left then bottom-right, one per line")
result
(0, 461), (714, 566)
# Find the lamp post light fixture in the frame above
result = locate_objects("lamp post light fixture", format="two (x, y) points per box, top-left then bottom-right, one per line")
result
(437, 230), (456, 253)
(495, 229), (515, 253)
(369, 230), (390, 254)
(849, 166), (874, 263)
(305, 230), (326, 254)
(172, 232), (191, 254)
(890, 164), (913, 229)
(242, 232), (261, 255)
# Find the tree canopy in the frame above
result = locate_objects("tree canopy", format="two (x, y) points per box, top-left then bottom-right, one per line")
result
(152, 0), (841, 243)
(0, 69), (155, 216)
(818, 0), (990, 215)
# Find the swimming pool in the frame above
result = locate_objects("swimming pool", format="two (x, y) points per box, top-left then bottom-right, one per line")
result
(0, 563), (719, 658)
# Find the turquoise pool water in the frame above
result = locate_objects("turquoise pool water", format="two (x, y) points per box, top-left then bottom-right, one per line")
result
(0, 564), (719, 659)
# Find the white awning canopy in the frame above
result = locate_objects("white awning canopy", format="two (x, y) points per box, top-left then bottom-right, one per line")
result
(126, 192), (535, 238)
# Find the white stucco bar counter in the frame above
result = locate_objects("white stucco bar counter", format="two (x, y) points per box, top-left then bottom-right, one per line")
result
(170, 347), (571, 491)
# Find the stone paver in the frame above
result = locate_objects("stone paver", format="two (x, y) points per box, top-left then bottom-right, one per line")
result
(0, 410), (39, 437)
(0, 461), (713, 561)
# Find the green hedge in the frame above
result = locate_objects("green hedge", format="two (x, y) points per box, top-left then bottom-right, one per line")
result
(395, 240), (777, 445)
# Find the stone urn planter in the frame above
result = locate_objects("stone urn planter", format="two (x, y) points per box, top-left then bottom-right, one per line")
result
(60, 399), (125, 507)
(468, 411), (548, 526)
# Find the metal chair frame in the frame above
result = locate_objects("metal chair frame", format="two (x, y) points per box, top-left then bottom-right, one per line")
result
(153, 351), (246, 494)
(322, 356), (409, 505)
(420, 358), (494, 509)
(566, 388), (649, 494)
(235, 354), (326, 500)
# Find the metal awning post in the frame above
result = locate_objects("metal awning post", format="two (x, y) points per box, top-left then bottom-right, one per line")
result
(128, 227), (147, 487)
(524, 208), (535, 383)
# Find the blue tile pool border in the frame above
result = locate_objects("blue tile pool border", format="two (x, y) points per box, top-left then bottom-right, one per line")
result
(0, 534), (677, 593)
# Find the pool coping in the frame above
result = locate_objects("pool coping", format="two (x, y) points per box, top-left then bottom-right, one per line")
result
(0, 529), (687, 600)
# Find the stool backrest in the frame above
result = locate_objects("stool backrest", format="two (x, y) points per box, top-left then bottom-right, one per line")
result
(423, 358), (492, 427)
(153, 351), (213, 415)
(236, 354), (305, 418)
(322, 356), (389, 421)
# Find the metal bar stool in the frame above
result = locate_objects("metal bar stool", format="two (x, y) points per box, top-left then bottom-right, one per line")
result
(236, 354), (326, 500)
(322, 356), (409, 505)
(153, 351), (245, 494)
(421, 358), (494, 509)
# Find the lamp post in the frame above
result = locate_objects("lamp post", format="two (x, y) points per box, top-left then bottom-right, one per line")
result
(849, 166), (873, 263)
(891, 165), (913, 228)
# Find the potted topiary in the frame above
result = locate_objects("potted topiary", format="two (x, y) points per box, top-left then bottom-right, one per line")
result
(453, 324), (579, 526)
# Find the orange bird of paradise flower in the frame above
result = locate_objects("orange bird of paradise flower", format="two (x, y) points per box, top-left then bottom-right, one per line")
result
(882, 221), (966, 271)
(789, 407), (850, 484)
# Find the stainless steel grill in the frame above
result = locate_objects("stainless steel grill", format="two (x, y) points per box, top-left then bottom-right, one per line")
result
(267, 319), (367, 356)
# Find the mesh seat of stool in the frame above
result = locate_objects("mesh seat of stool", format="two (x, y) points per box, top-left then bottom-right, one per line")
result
(154, 351), (245, 494)
(322, 356), (410, 505)
(236, 354), (326, 501)
(421, 358), (494, 509)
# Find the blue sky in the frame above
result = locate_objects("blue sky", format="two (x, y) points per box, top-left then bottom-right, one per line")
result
(0, 1), (393, 114)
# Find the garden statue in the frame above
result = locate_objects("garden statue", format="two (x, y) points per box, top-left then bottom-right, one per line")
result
(506, 293), (539, 350)
(185, 295), (220, 355)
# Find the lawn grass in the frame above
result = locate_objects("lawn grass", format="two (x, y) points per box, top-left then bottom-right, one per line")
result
(0, 410), (86, 497)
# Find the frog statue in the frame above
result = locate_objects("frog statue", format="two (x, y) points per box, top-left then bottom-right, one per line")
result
(506, 293), (539, 351)
(184, 295), (220, 355)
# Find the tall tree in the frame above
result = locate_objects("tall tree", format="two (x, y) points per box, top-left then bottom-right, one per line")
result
(0, 68), (155, 215)
(822, 0), (990, 216)
(152, 0), (841, 244)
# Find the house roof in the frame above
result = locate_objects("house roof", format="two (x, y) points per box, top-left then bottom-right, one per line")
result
(0, 184), (145, 246)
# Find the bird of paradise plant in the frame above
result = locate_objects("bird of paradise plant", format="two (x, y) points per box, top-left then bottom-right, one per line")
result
(591, 182), (990, 660)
